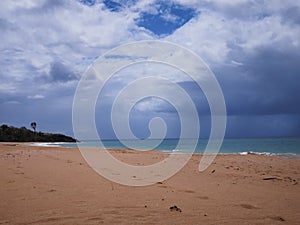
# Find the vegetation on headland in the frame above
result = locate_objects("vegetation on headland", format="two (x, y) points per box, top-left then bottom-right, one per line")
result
(0, 124), (76, 142)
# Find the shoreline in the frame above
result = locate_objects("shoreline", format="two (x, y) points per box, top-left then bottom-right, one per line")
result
(0, 143), (299, 224)
(20, 141), (300, 159)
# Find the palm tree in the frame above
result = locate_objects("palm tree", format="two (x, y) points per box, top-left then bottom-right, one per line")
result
(30, 122), (37, 132)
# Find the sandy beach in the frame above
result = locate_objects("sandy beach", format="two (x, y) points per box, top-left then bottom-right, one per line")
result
(0, 143), (299, 225)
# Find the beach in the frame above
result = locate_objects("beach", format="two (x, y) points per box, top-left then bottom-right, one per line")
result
(0, 143), (299, 225)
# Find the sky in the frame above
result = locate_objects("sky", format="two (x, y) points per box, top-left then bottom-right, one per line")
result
(0, 0), (300, 139)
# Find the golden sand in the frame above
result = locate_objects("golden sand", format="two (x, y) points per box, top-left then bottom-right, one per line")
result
(0, 143), (299, 224)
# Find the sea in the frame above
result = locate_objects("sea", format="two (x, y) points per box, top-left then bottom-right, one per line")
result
(37, 138), (300, 158)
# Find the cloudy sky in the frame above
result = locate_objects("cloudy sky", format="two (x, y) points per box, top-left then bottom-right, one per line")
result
(1, 0), (300, 139)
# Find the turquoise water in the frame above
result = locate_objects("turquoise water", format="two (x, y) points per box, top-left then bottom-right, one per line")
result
(49, 138), (300, 158)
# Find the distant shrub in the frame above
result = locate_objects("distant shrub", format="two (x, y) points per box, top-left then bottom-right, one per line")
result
(0, 124), (76, 142)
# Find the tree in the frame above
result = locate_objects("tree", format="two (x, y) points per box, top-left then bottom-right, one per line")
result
(30, 122), (37, 132)
(1, 124), (9, 130)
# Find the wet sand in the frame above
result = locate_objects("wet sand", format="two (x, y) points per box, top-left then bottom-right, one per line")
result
(0, 143), (299, 224)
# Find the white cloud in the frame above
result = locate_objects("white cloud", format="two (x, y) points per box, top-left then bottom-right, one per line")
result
(165, 0), (300, 66)
(27, 94), (45, 99)
(3, 100), (21, 105)
(231, 60), (243, 66)
(1, 0), (299, 93)
(0, 0), (152, 98)
(0, 83), (17, 94)
(134, 97), (166, 112)
(1, 0), (300, 137)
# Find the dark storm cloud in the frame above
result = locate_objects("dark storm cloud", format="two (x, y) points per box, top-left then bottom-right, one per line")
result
(243, 46), (300, 114)
(215, 41), (300, 116)
(282, 6), (300, 25)
(49, 61), (78, 83)
(164, 38), (300, 138)
(226, 114), (300, 138)
(0, 18), (13, 30)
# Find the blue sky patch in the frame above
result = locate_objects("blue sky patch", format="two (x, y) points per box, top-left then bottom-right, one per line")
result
(102, 0), (138, 12)
(103, 0), (123, 12)
(136, 2), (197, 36)
(100, 0), (197, 36)
(79, 0), (96, 6)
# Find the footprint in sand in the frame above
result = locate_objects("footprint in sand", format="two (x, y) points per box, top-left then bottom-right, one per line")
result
(178, 190), (195, 194)
(158, 185), (168, 188)
(197, 196), (209, 200)
(269, 216), (285, 221)
(86, 217), (104, 222)
(240, 204), (259, 209)
(15, 172), (24, 175)
(170, 205), (182, 212)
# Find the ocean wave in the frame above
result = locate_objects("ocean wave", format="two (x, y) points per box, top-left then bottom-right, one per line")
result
(28, 142), (64, 147)
(239, 151), (300, 158)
